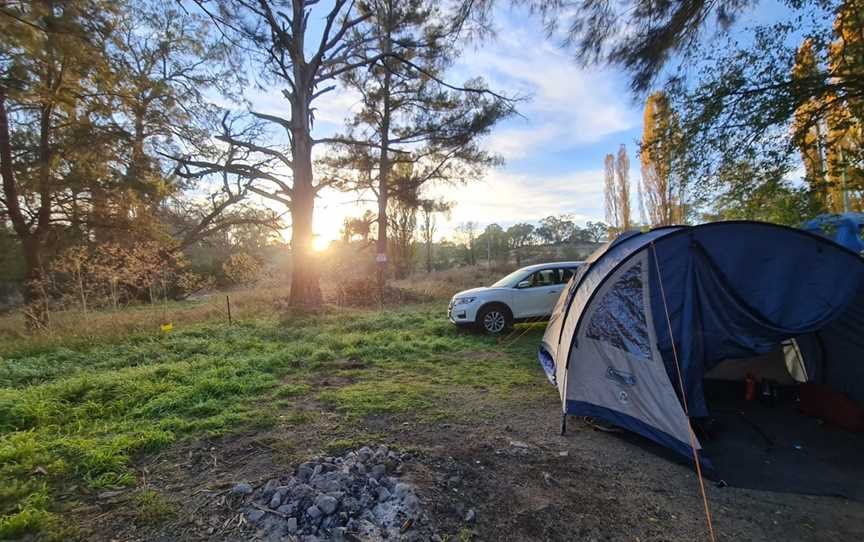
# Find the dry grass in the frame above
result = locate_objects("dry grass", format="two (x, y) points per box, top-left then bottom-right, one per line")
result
(391, 264), (517, 300)
(0, 265), (515, 348)
(0, 285), (293, 351)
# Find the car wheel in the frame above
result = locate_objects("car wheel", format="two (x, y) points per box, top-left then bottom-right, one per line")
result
(477, 304), (512, 335)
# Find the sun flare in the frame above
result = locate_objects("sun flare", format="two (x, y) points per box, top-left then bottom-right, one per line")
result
(312, 236), (331, 252)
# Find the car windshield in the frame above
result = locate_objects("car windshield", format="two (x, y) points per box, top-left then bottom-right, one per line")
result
(490, 269), (528, 288)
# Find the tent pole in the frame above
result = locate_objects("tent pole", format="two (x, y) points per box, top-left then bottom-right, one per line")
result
(560, 412), (567, 435)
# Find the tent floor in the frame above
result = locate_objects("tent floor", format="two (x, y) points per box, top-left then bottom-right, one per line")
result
(700, 383), (864, 501)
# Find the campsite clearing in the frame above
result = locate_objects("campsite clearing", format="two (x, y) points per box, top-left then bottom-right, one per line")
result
(2, 303), (863, 541)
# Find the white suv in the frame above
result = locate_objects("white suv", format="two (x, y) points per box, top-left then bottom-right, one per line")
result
(448, 262), (583, 334)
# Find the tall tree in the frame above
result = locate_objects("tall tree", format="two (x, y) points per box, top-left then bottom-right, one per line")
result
(506, 222), (535, 265)
(180, 0), (385, 307)
(615, 144), (632, 229)
(419, 198), (451, 272)
(0, 0), (115, 327)
(640, 92), (684, 225)
(603, 153), (619, 232)
(455, 221), (478, 265)
(326, 0), (513, 289)
(791, 39), (828, 208)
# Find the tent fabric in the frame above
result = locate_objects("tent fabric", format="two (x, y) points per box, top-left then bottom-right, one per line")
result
(540, 221), (864, 465)
(801, 212), (864, 253)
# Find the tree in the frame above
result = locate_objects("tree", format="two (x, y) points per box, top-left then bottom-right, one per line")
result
(640, 92), (684, 226)
(603, 153), (619, 231)
(325, 0), (514, 288)
(615, 144), (632, 229)
(792, 39), (828, 208)
(661, 0), (863, 219)
(536, 214), (575, 244)
(525, 0), (760, 92)
(179, 0), (388, 307)
(419, 198), (451, 272)
(0, 0), (115, 328)
(342, 210), (376, 243)
(506, 222), (535, 265)
(584, 221), (608, 243)
(455, 221), (479, 265)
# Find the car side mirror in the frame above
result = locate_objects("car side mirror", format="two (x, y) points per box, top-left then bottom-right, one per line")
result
(516, 280), (531, 289)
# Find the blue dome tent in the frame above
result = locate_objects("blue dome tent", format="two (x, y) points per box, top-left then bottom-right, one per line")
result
(801, 212), (864, 253)
(540, 221), (864, 485)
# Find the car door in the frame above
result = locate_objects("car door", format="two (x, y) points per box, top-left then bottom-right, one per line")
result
(512, 268), (562, 318)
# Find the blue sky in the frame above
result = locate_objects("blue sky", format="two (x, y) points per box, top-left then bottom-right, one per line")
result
(239, 1), (792, 246)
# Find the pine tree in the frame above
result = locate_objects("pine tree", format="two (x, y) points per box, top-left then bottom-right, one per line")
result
(324, 0), (513, 287)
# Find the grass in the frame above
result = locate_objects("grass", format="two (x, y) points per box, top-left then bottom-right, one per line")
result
(0, 301), (548, 539)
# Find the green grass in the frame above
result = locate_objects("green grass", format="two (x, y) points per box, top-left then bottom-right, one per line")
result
(0, 303), (547, 539)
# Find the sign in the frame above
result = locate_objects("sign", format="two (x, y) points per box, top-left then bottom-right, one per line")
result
(376, 253), (388, 263)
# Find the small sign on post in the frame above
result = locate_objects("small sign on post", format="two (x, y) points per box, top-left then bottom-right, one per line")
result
(376, 253), (388, 263)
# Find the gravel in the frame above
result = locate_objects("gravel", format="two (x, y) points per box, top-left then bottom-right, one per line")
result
(237, 445), (429, 541)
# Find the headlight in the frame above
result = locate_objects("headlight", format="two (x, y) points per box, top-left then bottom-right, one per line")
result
(453, 297), (477, 305)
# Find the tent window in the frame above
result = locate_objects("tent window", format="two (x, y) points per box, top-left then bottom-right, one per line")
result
(585, 263), (651, 358)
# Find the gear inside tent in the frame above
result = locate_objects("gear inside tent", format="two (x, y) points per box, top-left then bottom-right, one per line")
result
(539, 221), (864, 499)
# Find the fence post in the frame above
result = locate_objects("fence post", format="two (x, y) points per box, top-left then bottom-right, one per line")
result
(226, 295), (232, 325)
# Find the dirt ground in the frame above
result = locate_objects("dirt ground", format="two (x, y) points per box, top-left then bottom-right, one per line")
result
(69, 375), (864, 542)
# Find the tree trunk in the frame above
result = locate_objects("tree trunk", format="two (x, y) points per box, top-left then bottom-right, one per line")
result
(287, 20), (322, 308)
(375, 13), (393, 305)
(0, 86), (50, 329)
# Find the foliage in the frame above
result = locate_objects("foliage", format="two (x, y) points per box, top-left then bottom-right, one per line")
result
(640, 92), (686, 225)
(222, 253), (262, 287)
(663, 0), (863, 220)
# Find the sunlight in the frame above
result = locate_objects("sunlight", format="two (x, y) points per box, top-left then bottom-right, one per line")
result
(312, 236), (331, 252)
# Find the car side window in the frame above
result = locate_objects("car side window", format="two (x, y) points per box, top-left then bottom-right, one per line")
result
(558, 268), (575, 284)
(527, 269), (558, 287)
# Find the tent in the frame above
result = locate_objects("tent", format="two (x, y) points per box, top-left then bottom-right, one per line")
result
(801, 212), (864, 254)
(539, 221), (864, 473)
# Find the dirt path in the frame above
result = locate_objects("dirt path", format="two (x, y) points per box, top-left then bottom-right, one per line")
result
(75, 387), (864, 542)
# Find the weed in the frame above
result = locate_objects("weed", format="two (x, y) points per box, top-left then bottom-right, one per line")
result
(134, 489), (177, 524)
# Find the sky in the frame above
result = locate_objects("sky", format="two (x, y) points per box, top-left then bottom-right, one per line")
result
(239, 1), (789, 249)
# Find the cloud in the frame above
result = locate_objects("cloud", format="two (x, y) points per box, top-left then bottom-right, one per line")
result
(453, 13), (637, 160)
(429, 168), (606, 238)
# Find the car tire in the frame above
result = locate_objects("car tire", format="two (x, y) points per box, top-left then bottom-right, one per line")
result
(476, 304), (513, 335)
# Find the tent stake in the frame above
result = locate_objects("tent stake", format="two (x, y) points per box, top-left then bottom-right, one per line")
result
(560, 413), (567, 435)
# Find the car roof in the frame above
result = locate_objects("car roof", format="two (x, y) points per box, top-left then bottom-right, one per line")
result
(518, 261), (584, 272)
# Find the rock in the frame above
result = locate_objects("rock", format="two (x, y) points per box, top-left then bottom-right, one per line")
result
(276, 504), (294, 515)
(297, 464), (314, 482)
(316, 494), (338, 515)
(447, 476), (461, 485)
(246, 508), (266, 524)
(392, 483), (412, 499)
(286, 517), (298, 534)
(358, 446), (373, 461)
(377, 486), (391, 501)
(307, 504), (322, 519)
(231, 482), (254, 496)
(269, 492), (282, 509)
(509, 440), (529, 448)
(402, 493), (421, 514)
(370, 464), (386, 480)
(465, 509), (476, 523)
(558, 451), (569, 457)
(262, 479), (278, 498)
